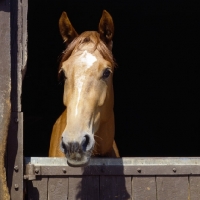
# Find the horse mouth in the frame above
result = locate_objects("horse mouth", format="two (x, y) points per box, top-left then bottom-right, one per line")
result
(60, 144), (92, 167)
(66, 152), (91, 167)
(60, 139), (93, 167)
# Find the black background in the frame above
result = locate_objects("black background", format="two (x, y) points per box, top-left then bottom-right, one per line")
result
(23, 0), (199, 157)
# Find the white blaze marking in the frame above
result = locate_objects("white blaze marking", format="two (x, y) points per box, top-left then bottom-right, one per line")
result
(75, 51), (97, 116)
(75, 75), (85, 116)
(80, 50), (97, 69)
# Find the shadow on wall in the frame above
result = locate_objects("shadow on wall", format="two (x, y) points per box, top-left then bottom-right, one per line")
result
(75, 162), (131, 199)
(26, 158), (131, 199)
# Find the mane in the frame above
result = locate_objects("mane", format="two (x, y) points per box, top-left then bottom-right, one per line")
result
(58, 31), (116, 75)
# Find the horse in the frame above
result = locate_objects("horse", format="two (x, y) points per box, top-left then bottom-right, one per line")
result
(49, 10), (119, 167)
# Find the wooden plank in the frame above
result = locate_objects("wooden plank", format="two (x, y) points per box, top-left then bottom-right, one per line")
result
(189, 176), (200, 200)
(22, 0), (28, 80)
(156, 176), (189, 200)
(100, 176), (132, 199)
(7, 113), (24, 200)
(48, 176), (68, 200)
(10, 0), (25, 112)
(68, 176), (99, 200)
(26, 157), (200, 176)
(0, 0), (11, 199)
(27, 176), (48, 200)
(132, 176), (156, 199)
(6, 0), (27, 199)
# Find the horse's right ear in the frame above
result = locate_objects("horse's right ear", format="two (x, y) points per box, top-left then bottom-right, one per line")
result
(98, 10), (114, 50)
(59, 12), (78, 44)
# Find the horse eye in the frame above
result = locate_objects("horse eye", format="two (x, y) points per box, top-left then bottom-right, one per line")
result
(102, 68), (111, 79)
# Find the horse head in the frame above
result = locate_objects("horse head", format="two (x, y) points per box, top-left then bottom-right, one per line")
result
(58, 10), (115, 166)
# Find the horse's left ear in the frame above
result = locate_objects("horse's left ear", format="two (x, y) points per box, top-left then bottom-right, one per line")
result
(59, 12), (78, 44)
(98, 10), (114, 50)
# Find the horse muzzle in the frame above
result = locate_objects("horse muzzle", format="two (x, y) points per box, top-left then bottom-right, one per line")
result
(60, 135), (94, 167)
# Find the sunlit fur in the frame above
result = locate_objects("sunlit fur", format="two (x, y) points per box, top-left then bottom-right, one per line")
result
(49, 10), (119, 167)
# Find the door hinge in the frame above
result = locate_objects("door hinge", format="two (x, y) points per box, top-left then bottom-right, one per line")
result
(24, 162), (40, 180)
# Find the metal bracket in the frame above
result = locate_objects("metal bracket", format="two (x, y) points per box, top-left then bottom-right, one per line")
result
(24, 162), (40, 180)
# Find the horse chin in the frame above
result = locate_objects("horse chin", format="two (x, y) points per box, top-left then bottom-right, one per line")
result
(67, 157), (90, 167)
(66, 152), (91, 167)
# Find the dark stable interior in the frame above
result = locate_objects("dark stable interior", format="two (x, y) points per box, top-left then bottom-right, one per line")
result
(23, 0), (199, 157)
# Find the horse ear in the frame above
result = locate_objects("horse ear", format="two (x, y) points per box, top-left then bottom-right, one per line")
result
(98, 10), (114, 49)
(59, 12), (78, 44)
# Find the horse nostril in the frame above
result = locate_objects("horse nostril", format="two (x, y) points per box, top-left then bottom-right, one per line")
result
(81, 135), (90, 152)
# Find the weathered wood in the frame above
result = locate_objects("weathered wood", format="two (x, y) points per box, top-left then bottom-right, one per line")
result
(0, 0), (11, 199)
(10, 0), (27, 112)
(48, 176), (68, 200)
(132, 176), (156, 199)
(24, 158), (200, 199)
(25, 157), (200, 176)
(22, 0), (28, 80)
(5, 0), (27, 199)
(189, 176), (200, 200)
(100, 176), (131, 199)
(7, 113), (24, 200)
(68, 176), (99, 200)
(156, 176), (189, 200)
(27, 176), (48, 200)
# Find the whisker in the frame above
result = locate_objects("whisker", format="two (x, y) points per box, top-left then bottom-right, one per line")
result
(92, 149), (98, 156)
(95, 141), (100, 147)
(94, 135), (103, 140)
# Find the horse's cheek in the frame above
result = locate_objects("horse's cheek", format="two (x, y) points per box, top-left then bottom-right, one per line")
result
(63, 90), (67, 106)
(63, 90), (70, 107)
(98, 86), (107, 106)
